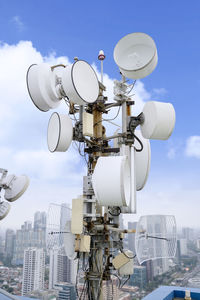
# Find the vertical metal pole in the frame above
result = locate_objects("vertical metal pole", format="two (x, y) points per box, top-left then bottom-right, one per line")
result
(121, 75), (127, 156)
(101, 60), (103, 84)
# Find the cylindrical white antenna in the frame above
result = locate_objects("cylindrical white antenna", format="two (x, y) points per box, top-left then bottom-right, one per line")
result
(98, 50), (105, 84)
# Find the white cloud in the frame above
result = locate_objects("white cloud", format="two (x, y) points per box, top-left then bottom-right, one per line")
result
(11, 16), (25, 32)
(152, 87), (167, 96)
(185, 136), (200, 159)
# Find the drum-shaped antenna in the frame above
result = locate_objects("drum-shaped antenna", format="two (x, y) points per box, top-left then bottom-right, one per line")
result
(4, 175), (29, 202)
(92, 156), (130, 207)
(114, 32), (158, 79)
(135, 215), (177, 264)
(141, 101), (176, 140)
(47, 112), (73, 152)
(26, 63), (61, 112)
(0, 201), (10, 220)
(134, 131), (151, 191)
(61, 60), (99, 105)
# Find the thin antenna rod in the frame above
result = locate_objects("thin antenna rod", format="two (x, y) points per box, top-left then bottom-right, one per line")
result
(98, 50), (105, 84)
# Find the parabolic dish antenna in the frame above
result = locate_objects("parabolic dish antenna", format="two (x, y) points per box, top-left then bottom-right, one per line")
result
(92, 155), (130, 207)
(61, 60), (99, 105)
(114, 32), (158, 79)
(26, 63), (60, 112)
(4, 175), (29, 202)
(47, 112), (73, 152)
(141, 101), (176, 140)
(135, 215), (177, 264)
(134, 130), (151, 191)
(46, 203), (76, 259)
(0, 201), (10, 220)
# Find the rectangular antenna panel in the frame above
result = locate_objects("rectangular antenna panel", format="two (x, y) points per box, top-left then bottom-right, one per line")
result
(83, 112), (93, 137)
(112, 252), (130, 270)
(71, 198), (83, 234)
(80, 235), (91, 252)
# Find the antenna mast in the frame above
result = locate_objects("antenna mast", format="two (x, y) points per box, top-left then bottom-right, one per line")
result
(27, 32), (177, 299)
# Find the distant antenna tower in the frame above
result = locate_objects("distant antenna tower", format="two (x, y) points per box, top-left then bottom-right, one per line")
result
(27, 32), (176, 299)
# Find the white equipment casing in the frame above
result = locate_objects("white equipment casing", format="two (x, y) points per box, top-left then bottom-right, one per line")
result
(114, 32), (158, 79)
(61, 60), (99, 105)
(71, 198), (83, 234)
(83, 112), (94, 137)
(26, 63), (60, 112)
(141, 101), (176, 140)
(47, 112), (73, 152)
(118, 251), (134, 276)
(92, 156), (130, 207)
(134, 131), (151, 191)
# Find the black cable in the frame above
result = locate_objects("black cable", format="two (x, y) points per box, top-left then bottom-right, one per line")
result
(120, 248), (136, 260)
(120, 275), (130, 288)
(126, 80), (136, 95)
(133, 133), (143, 152)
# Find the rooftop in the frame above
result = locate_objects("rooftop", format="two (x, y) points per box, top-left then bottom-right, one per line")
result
(143, 286), (200, 300)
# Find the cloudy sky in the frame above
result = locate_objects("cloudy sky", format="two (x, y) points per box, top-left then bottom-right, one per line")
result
(0, 1), (199, 231)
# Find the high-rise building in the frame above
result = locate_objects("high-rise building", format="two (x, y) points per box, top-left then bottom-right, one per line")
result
(182, 227), (194, 242)
(175, 240), (181, 264)
(179, 238), (188, 256)
(5, 229), (15, 259)
(13, 212), (47, 265)
(55, 283), (76, 300)
(22, 248), (45, 296)
(49, 247), (74, 289)
(34, 211), (47, 230)
(142, 260), (154, 282)
(129, 266), (147, 289)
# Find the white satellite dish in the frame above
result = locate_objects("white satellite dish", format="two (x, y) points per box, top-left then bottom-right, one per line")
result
(114, 32), (158, 79)
(26, 63), (61, 112)
(135, 215), (177, 264)
(141, 101), (176, 140)
(134, 131), (151, 191)
(0, 201), (10, 220)
(3, 175), (29, 202)
(61, 60), (99, 105)
(92, 156), (130, 207)
(63, 220), (76, 260)
(47, 112), (73, 152)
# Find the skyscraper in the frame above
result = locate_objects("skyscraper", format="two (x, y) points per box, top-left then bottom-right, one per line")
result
(49, 247), (73, 289)
(13, 211), (47, 265)
(22, 248), (45, 296)
(5, 229), (15, 260)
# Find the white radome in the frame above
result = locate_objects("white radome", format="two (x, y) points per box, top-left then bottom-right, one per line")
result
(114, 32), (158, 79)
(47, 112), (73, 152)
(26, 63), (61, 112)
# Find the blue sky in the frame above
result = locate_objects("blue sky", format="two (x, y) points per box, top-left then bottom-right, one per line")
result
(0, 0), (199, 229)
